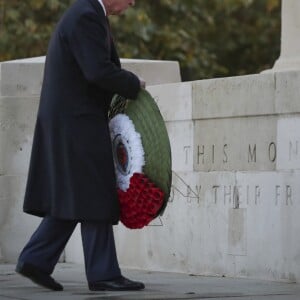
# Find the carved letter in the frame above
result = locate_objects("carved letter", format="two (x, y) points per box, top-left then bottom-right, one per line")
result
(275, 185), (280, 206)
(223, 144), (228, 163)
(289, 141), (299, 161)
(195, 185), (201, 203)
(255, 185), (260, 204)
(197, 145), (205, 164)
(186, 185), (192, 203)
(268, 142), (277, 162)
(286, 185), (292, 206)
(248, 144), (257, 163)
(233, 186), (241, 209)
(224, 185), (231, 205)
(212, 144), (215, 164)
(212, 185), (220, 204)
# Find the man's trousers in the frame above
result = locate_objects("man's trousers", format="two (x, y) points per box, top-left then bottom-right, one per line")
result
(17, 216), (121, 283)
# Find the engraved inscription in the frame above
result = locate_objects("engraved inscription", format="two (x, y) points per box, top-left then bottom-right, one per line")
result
(268, 142), (276, 162)
(248, 144), (256, 163)
(289, 140), (299, 161)
(16, 84), (27, 92)
(170, 173), (295, 207)
(192, 142), (279, 165)
(182, 138), (300, 169)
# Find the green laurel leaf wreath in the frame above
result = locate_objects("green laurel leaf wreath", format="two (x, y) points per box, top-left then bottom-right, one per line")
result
(109, 89), (172, 215)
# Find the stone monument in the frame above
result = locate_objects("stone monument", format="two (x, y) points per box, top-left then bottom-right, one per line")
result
(110, 0), (300, 282)
(1, 0), (300, 283)
(273, 0), (300, 71)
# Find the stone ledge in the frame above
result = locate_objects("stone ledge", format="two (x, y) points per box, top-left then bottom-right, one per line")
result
(147, 82), (192, 121)
(0, 57), (181, 97)
(121, 58), (181, 86)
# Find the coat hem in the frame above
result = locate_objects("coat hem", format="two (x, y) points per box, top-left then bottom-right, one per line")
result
(23, 209), (119, 225)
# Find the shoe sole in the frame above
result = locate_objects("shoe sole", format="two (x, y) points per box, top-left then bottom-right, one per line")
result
(16, 269), (63, 291)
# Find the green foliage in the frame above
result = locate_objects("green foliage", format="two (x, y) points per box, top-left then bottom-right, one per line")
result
(0, 0), (281, 81)
(110, 0), (281, 80)
(0, 0), (72, 61)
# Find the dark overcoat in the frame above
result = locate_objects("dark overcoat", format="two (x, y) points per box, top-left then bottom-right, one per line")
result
(23, 0), (140, 223)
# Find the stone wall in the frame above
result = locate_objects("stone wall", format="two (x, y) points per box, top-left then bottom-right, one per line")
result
(0, 59), (41, 263)
(111, 72), (300, 283)
(0, 56), (180, 263)
(1, 56), (300, 283)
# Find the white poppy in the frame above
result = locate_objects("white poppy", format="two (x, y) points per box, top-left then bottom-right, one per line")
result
(109, 114), (145, 191)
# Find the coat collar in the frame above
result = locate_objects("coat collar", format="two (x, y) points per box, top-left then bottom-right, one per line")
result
(97, 0), (107, 16)
(87, 0), (106, 18)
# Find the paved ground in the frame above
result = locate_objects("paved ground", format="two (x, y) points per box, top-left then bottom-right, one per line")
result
(0, 263), (300, 300)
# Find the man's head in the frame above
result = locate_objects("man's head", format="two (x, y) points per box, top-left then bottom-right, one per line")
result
(102, 0), (135, 16)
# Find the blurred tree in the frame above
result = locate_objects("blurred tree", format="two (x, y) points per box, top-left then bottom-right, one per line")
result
(0, 0), (281, 81)
(110, 0), (281, 80)
(0, 0), (72, 61)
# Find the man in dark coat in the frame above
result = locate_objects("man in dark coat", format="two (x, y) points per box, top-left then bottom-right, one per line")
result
(15, 0), (145, 292)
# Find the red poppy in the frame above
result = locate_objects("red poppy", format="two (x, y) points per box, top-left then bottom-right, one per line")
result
(118, 173), (164, 229)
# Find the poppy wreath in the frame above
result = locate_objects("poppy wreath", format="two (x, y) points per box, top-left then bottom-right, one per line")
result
(109, 89), (172, 229)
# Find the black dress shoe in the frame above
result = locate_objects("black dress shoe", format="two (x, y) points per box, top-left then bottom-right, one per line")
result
(89, 275), (145, 291)
(15, 262), (63, 291)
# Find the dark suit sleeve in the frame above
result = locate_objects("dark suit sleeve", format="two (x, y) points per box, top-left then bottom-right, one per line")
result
(69, 12), (140, 100)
